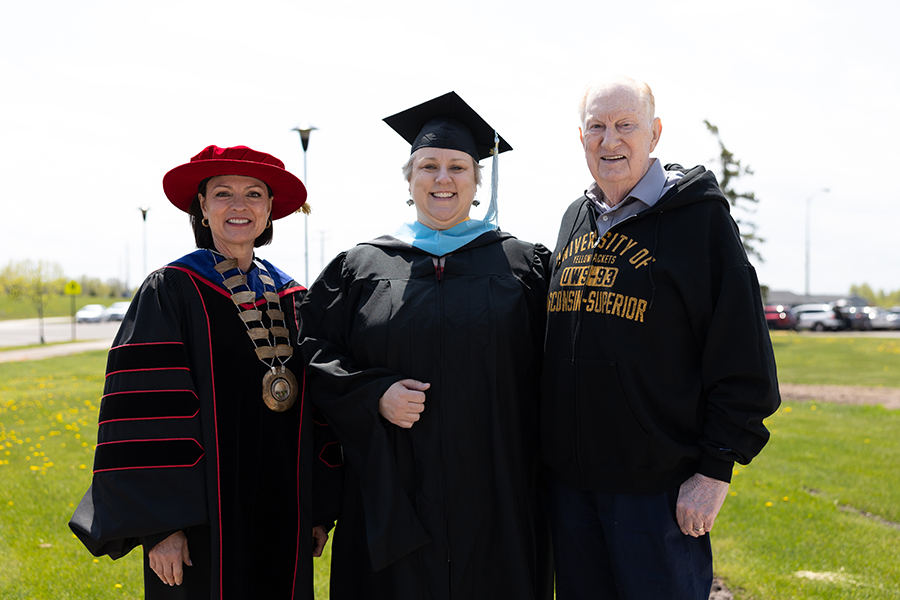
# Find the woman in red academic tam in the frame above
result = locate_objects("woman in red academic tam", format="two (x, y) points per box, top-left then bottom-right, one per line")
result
(70, 145), (342, 600)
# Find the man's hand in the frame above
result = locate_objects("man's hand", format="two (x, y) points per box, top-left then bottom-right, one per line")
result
(676, 473), (729, 537)
(148, 531), (192, 586)
(378, 379), (430, 428)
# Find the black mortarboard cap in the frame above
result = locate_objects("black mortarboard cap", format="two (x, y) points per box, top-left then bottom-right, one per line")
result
(383, 91), (512, 162)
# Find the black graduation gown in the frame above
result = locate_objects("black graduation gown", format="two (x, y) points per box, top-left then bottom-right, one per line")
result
(70, 250), (339, 600)
(300, 230), (552, 600)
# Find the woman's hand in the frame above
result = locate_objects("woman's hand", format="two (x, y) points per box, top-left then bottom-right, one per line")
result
(148, 530), (192, 586)
(379, 379), (430, 428)
(312, 526), (328, 557)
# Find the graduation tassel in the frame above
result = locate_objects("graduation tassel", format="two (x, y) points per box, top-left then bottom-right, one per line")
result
(484, 130), (500, 226)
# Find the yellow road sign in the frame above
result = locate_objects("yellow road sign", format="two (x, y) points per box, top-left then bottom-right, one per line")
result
(64, 280), (82, 295)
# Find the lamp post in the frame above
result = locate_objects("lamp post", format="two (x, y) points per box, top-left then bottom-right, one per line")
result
(139, 207), (150, 276)
(292, 124), (317, 285)
(804, 188), (829, 299)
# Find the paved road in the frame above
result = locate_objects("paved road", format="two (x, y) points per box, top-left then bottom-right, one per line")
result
(0, 317), (118, 363)
(0, 317), (122, 347)
(0, 339), (113, 363)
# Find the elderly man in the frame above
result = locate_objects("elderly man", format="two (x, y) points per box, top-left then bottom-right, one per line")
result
(541, 77), (780, 599)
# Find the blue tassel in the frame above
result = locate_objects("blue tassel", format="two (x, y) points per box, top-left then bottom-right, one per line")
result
(484, 130), (500, 226)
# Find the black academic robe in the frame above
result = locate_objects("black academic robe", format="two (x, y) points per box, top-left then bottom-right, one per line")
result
(300, 230), (552, 600)
(70, 250), (340, 600)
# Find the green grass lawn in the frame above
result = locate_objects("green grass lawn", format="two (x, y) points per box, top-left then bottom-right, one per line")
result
(713, 401), (900, 599)
(0, 352), (332, 599)
(1, 338), (898, 599)
(0, 295), (124, 321)
(770, 331), (900, 387)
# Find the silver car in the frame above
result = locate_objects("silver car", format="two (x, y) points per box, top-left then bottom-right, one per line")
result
(75, 304), (108, 323)
(791, 304), (843, 331)
(867, 307), (900, 330)
(106, 301), (132, 322)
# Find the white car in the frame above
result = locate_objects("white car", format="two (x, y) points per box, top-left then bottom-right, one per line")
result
(75, 304), (108, 323)
(791, 304), (843, 331)
(106, 301), (132, 322)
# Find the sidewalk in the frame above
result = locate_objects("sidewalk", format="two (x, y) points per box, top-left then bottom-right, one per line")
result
(0, 339), (113, 363)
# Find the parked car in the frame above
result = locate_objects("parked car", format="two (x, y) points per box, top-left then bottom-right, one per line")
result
(836, 305), (873, 331)
(791, 303), (843, 331)
(75, 304), (108, 323)
(765, 305), (798, 330)
(106, 301), (132, 321)
(867, 307), (900, 330)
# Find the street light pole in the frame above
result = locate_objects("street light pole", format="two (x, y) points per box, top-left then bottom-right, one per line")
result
(804, 188), (829, 299)
(139, 207), (150, 276)
(292, 125), (317, 286)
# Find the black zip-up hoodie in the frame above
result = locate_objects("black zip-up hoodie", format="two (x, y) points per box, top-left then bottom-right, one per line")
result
(541, 164), (780, 494)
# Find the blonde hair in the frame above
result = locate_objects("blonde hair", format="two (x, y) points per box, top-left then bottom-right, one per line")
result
(402, 150), (483, 187)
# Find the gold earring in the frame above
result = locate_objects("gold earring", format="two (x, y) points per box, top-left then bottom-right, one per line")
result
(201, 218), (210, 227)
(266, 218), (272, 229)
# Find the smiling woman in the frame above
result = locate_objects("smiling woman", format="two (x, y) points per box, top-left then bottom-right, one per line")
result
(299, 92), (553, 600)
(407, 147), (479, 230)
(196, 175), (273, 270)
(69, 145), (341, 600)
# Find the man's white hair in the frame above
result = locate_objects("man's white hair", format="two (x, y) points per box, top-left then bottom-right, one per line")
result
(578, 76), (656, 128)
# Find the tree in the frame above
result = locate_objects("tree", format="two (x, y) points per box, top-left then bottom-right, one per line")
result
(0, 260), (66, 344)
(849, 283), (900, 307)
(704, 120), (763, 262)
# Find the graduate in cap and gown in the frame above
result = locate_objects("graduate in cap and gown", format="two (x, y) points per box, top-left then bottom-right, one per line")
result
(299, 92), (553, 599)
(69, 145), (342, 599)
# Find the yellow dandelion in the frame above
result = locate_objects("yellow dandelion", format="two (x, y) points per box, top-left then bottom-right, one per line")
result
(114, 583), (122, 588)
(782, 407), (793, 413)
(782, 496), (790, 502)
(730, 491), (737, 497)
(8, 501), (13, 506)
(93, 558), (99, 563)
(765, 501), (773, 507)
(810, 405), (817, 411)
(79, 464), (87, 470)
(865, 439), (871, 444)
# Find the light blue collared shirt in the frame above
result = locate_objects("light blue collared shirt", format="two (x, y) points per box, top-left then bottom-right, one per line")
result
(585, 159), (684, 237)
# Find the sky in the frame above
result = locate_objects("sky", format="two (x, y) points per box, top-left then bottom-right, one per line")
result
(2, 0), (898, 297)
